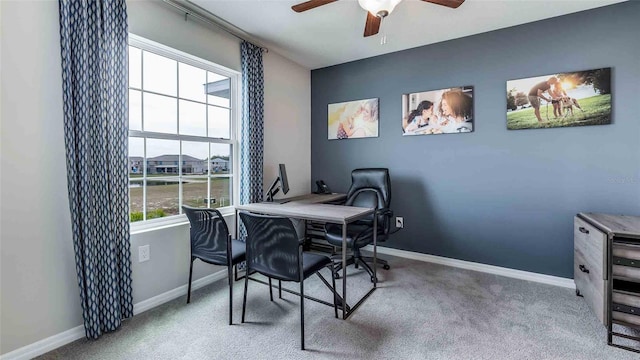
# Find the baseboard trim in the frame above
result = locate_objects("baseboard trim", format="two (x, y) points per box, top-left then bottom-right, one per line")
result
(0, 325), (87, 360)
(0, 270), (227, 360)
(133, 270), (227, 314)
(364, 245), (575, 289)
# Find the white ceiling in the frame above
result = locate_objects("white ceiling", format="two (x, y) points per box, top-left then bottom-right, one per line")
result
(189, 0), (626, 69)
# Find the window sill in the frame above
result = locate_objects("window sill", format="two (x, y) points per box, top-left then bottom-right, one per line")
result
(130, 206), (236, 235)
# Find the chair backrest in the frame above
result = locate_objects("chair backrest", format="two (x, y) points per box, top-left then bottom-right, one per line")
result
(345, 168), (391, 227)
(239, 212), (302, 282)
(182, 206), (231, 265)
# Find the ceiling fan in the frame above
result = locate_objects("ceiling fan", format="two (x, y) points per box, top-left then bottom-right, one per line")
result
(292, 0), (465, 37)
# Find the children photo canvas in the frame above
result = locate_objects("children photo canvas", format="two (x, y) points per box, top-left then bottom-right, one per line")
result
(328, 98), (379, 140)
(506, 68), (611, 130)
(402, 86), (474, 136)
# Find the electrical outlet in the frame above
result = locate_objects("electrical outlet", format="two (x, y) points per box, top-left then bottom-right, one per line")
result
(396, 217), (404, 229)
(138, 245), (150, 263)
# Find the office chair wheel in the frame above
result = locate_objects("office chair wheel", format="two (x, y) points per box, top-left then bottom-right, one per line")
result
(334, 272), (341, 279)
(382, 264), (390, 270)
(371, 276), (377, 283)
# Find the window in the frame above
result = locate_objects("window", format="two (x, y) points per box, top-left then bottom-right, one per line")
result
(128, 35), (238, 224)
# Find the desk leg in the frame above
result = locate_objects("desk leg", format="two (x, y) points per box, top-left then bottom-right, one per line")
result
(373, 213), (377, 288)
(342, 221), (347, 320)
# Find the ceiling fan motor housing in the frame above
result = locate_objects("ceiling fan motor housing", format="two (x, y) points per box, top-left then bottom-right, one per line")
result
(358, 0), (402, 17)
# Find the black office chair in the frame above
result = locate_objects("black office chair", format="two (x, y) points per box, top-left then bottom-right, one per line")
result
(182, 205), (246, 325)
(324, 168), (393, 283)
(239, 212), (338, 350)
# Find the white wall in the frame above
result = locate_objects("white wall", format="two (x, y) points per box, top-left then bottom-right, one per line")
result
(1, 0), (81, 354)
(0, 0), (310, 355)
(263, 51), (312, 196)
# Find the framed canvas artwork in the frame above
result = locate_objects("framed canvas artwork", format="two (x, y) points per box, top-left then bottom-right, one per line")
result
(328, 98), (379, 140)
(402, 86), (474, 136)
(506, 68), (611, 130)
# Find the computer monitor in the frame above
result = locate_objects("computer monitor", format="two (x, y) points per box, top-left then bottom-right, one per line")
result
(279, 163), (289, 195)
(265, 163), (289, 202)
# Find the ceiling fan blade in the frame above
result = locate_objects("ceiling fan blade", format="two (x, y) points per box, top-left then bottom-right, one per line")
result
(421, 0), (465, 8)
(364, 12), (381, 37)
(291, 0), (337, 13)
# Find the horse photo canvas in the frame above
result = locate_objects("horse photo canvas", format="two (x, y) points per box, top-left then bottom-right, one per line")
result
(402, 86), (473, 136)
(506, 68), (611, 130)
(328, 98), (378, 140)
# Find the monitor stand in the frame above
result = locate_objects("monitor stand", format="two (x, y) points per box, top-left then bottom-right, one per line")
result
(271, 198), (290, 204)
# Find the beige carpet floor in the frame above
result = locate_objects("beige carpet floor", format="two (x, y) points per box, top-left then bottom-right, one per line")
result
(38, 255), (639, 359)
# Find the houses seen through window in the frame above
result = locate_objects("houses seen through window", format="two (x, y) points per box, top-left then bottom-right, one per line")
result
(128, 37), (237, 223)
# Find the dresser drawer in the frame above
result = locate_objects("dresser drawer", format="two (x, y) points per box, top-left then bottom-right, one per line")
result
(613, 292), (640, 309)
(575, 251), (607, 324)
(613, 311), (640, 327)
(613, 243), (640, 279)
(574, 216), (607, 280)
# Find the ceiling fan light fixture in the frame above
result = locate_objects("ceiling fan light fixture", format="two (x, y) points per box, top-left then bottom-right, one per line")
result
(358, 0), (402, 18)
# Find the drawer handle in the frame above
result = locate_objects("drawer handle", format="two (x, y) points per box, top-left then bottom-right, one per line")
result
(613, 256), (640, 268)
(579, 264), (590, 274)
(579, 227), (589, 234)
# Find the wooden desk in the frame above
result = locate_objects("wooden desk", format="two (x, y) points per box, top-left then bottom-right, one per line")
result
(236, 194), (377, 320)
(270, 192), (346, 205)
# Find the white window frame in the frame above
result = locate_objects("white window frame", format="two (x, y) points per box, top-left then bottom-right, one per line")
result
(128, 34), (240, 233)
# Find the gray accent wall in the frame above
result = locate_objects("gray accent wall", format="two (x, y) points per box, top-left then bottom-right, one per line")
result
(311, 1), (640, 278)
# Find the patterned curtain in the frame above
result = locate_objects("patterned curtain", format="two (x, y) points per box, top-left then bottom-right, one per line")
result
(239, 41), (265, 238)
(59, 0), (133, 339)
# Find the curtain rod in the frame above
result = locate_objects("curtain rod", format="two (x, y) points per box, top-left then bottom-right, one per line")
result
(161, 0), (268, 53)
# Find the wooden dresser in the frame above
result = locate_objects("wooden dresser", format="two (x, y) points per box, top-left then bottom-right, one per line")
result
(574, 212), (640, 353)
